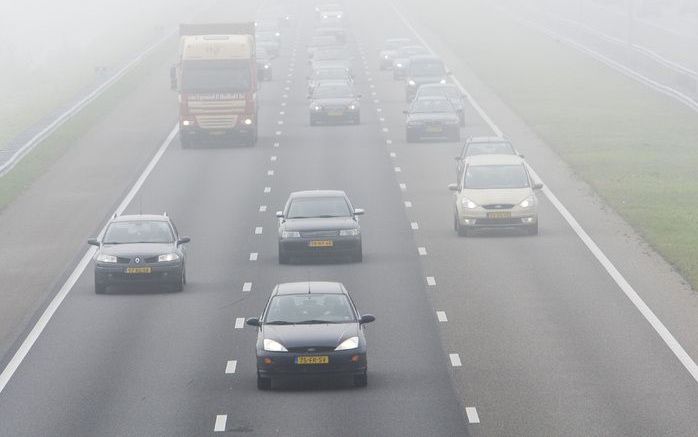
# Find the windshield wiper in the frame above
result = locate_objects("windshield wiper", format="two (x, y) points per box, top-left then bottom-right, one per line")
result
(296, 320), (338, 324)
(264, 320), (295, 325)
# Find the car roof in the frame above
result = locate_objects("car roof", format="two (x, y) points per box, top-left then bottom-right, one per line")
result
(274, 281), (346, 295)
(111, 214), (169, 223)
(466, 154), (524, 166)
(289, 189), (347, 198)
(466, 136), (512, 144)
(414, 95), (451, 102)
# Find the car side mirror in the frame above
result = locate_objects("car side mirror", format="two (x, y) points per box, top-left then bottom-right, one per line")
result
(359, 314), (375, 324)
(533, 183), (543, 190)
(354, 208), (365, 216)
(169, 65), (178, 90)
(246, 318), (261, 327)
(87, 238), (100, 246)
(448, 183), (459, 192)
(276, 211), (285, 218)
(518, 153), (525, 158)
(177, 236), (191, 245)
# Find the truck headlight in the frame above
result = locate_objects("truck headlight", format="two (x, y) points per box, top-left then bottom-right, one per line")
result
(244, 118), (253, 125)
(440, 79), (447, 84)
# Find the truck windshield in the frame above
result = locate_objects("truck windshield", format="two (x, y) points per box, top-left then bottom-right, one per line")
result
(181, 60), (251, 92)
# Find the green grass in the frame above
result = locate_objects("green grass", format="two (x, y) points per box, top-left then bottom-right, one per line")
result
(0, 38), (176, 212)
(403, 0), (698, 288)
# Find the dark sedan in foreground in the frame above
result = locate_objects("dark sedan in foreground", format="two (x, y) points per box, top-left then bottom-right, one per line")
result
(277, 190), (363, 263)
(88, 214), (190, 294)
(308, 81), (361, 125)
(404, 96), (461, 142)
(247, 281), (375, 390)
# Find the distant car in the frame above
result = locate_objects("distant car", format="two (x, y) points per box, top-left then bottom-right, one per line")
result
(414, 83), (466, 126)
(405, 55), (450, 102)
(311, 47), (352, 73)
(277, 190), (364, 263)
(455, 136), (521, 177)
(308, 81), (361, 125)
(392, 45), (429, 80)
(379, 38), (411, 69)
(88, 214), (190, 294)
(257, 48), (273, 81)
(307, 66), (353, 94)
(448, 155), (542, 236)
(314, 26), (346, 43)
(247, 281), (375, 390)
(255, 20), (281, 44)
(404, 96), (461, 142)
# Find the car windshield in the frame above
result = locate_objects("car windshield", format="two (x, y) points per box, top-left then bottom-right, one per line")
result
(265, 294), (355, 324)
(410, 60), (445, 76)
(313, 69), (349, 80)
(181, 60), (250, 92)
(412, 99), (454, 113)
(287, 196), (351, 218)
(465, 142), (516, 157)
(313, 84), (353, 98)
(103, 221), (174, 244)
(464, 165), (530, 189)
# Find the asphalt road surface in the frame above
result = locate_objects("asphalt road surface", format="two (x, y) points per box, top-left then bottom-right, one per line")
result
(1, 0), (697, 436)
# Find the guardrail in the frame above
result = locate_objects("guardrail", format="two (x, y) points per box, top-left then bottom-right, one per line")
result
(0, 30), (176, 178)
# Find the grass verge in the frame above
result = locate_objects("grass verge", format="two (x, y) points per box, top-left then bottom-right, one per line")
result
(402, 0), (698, 288)
(0, 37), (176, 212)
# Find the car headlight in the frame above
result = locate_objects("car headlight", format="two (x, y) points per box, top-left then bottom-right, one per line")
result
(264, 339), (288, 352)
(440, 79), (447, 84)
(281, 231), (301, 238)
(396, 63), (403, 68)
(323, 14), (328, 18)
(158, 253), (180, 262)
(182, 120), (191, 126)
(264, 64), (270, 69)
(335, 336), (359, 351)
(275, 32), (280, 37)
(519, 196), (535, 208)
(313, 105), (322, 111)
(408, 80), (416, 86)
(339, 229), (360, 236)
(96, 254), (117, 263)
(461, 198), (478, 209)
(348, 104), (357, 111)
(383, 54), (389, 59)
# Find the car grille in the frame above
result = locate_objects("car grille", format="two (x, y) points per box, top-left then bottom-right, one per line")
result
(482, 204), (515, 210)
(116, 257), (131, 264)
(115, 256), (158, 264)
(287, 346), (336, 353)
(301, 230), (339, 238)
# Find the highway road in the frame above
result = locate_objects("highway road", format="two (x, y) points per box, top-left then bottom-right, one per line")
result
(1, 0), (698, 435)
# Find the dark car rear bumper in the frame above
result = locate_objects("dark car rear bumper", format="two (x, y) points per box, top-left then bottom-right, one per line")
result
(279, 237), (361, 257)
(257, 350), (367, 377)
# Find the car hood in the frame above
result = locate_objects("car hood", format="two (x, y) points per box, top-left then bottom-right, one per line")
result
(408, 76), (447, 85)
(311, 97), (356, 106)
(262, 323), (358, 349)
(407, 112), (459, 122)
(100, 242), (175, 257)
(462, 187), (531, 205)
(282, 217), (358, 231)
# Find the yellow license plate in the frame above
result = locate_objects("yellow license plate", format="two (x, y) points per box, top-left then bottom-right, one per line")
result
(125, 267), (152, 274)
(309, 240), (333, 247)
(327, 111), (343, 116)
(296, 356), (329, 365)
(487, 211), (511, 219)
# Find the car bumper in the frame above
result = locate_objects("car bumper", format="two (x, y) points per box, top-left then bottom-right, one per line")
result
(458, 211), (538, 228)
(310, 110), (359, 124)
(407, 125), (459, 139)
(257, 350), (367, 377)
(279, 236), (361, 257)
(181, 125), (256, 141)
(94, 262), (183, 286)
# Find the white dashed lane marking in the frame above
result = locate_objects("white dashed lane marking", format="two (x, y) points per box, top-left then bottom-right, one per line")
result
(418, 247), (427, 255)
(273, 142), (280, 148)
(225, 360), (238, 374)
(400, 183), (407, 191)
(390, 152), (397, 158)
(242, 282), (252, 292)
(394, 167), (401, 173)
(264, 187), (272, 193)
(270, 156), (277, 161)
(426, 276), (436, 286)
(277, 120), (284, 125)
(235, 318), (245, 329)
(249, 253), (258, 261)
(214, 415), (227, 432)
(386, 139), (392, 145)
(275, 131), (282, 136)
(259, 205), (267, 213)
(404, 201), (412, 207)
(410, 222), (419, 230)
(255, 227), (263, 235)
(449, 353), (462, 367)
(436, 311), (448, 322)
(382, 127), (389, 132)
(465, 407), (480, 424)
(267, 170), (274, 176)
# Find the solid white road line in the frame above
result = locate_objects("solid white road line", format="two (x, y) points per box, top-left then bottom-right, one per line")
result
(418, 247), (427, 255)
(255, 227), (263, 235)
(225, 360), (238, 374)
(436, 311), (448, 322)
(410, 222), (419, 230)
(465, 407), (480, 424)
(0, 124), (180, 395)
(214, 415), (227, 432)
(234, 318), (245, 329)
(259, 205), (267, 213)
(242, 282), (253, 293)
(426, 276), (436, 286)
(392, 1), (698, 384)
(249, 253), (258, 261)
(449, 353), (462, 367)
